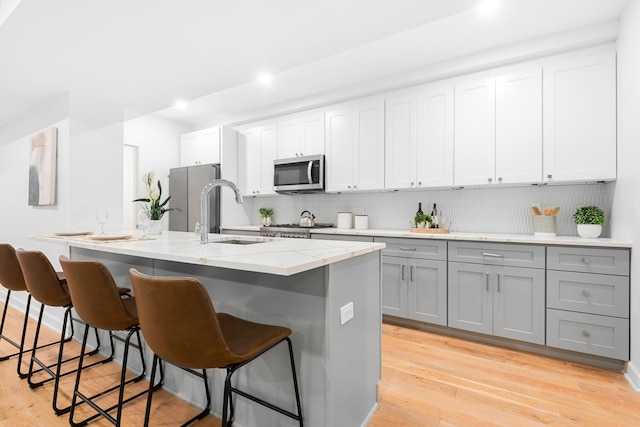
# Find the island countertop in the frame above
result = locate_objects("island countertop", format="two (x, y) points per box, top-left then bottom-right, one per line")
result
(34, 231), (385, 276)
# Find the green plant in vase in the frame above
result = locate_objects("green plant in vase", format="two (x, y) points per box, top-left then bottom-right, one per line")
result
(413, 212), (432, 228)
(573, 205), (605, 238)
(259, 207), (274, 226)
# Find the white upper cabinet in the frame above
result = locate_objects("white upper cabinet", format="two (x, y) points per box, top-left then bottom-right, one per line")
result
(495, 68), (543, 184)
(384, 91), (418, 189)
(454, 77), (496, 186)
(417, 84), (454, 188)
(276, 111), (325, 159)
(325, 97), (385, 192)
(180, 127), (221, 167)
(543, 52), (616, 182)
(237, 122), (277, 196)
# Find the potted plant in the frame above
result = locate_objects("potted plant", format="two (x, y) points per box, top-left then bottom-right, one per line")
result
(413, 212), (432, 229)
(259, 207), (274, 226)
(573, 205), (605, 238)
(133, 171), (175, 234)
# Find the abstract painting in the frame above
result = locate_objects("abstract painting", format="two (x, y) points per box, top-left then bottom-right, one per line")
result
(28, 127), (57, 206)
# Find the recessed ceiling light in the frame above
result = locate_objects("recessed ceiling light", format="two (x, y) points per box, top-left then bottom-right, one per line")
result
(257, 73), (273, 85)
(477, 0), (500, 16)
(174, 101), (187, 110)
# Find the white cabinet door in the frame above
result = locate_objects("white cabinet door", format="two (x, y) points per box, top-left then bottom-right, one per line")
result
(238, 128), (259, 196)
(180, 127), (221, 167)
(276, 118), (300, 159)
(496, 69), (542, 184)
(325, 106), (353, 192)
(353, 98), (385, 191)
(257, 124), (276, 195)
(385, 92), (417, 190)
(543, 52), (616, 182)
(300, 112), (325, 156)
(417, 84), (454, 188)
(454, 78), (496, 186)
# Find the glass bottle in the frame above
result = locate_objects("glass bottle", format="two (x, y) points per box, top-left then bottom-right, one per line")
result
(431, 203), (439, 228)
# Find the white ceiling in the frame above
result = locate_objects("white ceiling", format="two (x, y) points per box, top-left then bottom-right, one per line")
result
(0, 0), (630, 134)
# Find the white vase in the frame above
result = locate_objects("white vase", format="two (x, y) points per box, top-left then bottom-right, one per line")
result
(148, 220), (163, 235)
(261, 216), (272, 226)
(577, 224), (602, 238)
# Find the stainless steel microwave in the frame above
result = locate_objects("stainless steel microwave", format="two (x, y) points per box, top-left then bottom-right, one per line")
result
(274, 155), (325, 194)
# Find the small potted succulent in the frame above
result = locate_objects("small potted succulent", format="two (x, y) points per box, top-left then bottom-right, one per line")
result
(259, 207), (274, 226)
(573, 205), (605, 238)
(413, 212), (432, 229)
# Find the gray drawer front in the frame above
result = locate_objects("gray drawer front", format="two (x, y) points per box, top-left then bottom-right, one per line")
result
(448, 242), (544, 269)
(376, 237), (446, 260)
(311, 234), (374, 242)
(547, 271), (629, 318)
(547, 247), (629, 276)
(546, 309), (629, 360)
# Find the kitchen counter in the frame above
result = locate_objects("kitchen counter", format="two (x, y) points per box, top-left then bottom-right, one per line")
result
(34, 230), (383, 427)
(220, 225), (632, 248)
(35, 230), (385, 276)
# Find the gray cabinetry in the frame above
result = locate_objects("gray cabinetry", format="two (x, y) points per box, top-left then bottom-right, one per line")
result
(378, 238), (447, 325)
(546, 246), (630, 360)
(448, 242), (545, 345)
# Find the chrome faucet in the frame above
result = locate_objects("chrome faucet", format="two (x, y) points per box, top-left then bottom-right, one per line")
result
(200, 179), (243, 244)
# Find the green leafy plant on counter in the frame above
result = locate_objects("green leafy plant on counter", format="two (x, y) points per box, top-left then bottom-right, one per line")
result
(259, 207), (274, 218)
(414, 212), (432, 227)
(573, 205), (605, 225)
(133, 171), (176, 220)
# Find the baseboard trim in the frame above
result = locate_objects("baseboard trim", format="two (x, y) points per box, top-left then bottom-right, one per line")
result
(625, 361), (640, 391)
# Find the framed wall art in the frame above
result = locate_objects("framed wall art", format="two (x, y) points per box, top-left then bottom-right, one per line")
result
(28, 127), (58, 206)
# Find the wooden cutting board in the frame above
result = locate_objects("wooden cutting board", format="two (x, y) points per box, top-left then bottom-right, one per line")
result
(410, 228), (450, 234)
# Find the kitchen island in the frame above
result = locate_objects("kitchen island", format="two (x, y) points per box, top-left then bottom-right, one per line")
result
(35, 231), (385, 427)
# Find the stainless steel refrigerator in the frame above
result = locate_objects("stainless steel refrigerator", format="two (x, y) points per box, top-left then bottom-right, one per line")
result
(168, 164), (221, 233)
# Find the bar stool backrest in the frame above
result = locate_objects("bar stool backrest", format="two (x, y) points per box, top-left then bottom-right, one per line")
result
(0, 244), (27, 292)
(16, 250), (70, 307)
(59, 257), (137, 331)
(129, 268), (235, 369)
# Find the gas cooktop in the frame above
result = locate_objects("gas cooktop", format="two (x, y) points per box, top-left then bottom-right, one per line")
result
(264, 223), (334, 229)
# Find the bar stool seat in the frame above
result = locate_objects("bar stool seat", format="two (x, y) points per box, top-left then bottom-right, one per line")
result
(0, 243), (62, 378)
(60, 257), (158, 427)
(129, 268), (303, 427)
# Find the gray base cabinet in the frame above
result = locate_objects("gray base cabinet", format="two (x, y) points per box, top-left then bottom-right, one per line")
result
(546, 246), (630, 360)
(447, 242), (546, 345)
(378, 238), (447, 326)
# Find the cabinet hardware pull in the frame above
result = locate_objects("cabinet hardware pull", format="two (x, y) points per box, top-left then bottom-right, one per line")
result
(399, 247), (417, 251)
(410, 182), (414, 186)
(582, 330), (591, 338)
(482, 252), (503, 258)
(497, 274), (501, 292)
(582, 290), (591, 297)
(410, 265), (414, 282)
(498, 177), (503, 182)
(547, 174), (553, 179)
(418, 181), (422, 185)
(401, 265), (406, 281)
(485, 272), (490, 291)
(582, 258), (591, 265)
(488, 177), (493, 183)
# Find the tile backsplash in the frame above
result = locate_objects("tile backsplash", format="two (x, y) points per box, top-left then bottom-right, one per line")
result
(241, 182), (613, 237)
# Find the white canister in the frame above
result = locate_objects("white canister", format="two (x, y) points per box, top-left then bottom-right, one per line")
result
(354, 215), (368, 230)
(337, 212), (353, 229)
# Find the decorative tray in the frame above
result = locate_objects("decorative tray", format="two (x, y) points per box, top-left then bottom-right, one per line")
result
(410, 228), (450, 234)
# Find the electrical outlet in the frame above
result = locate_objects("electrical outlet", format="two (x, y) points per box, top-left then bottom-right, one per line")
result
(362, 205), (368, 214)
(340, 302), (354, 325)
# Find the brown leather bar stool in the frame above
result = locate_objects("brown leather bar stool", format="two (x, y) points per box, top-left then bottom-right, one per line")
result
(60, 257), (159, 427)
(0, 243), (62, 378)
(129, 268), (303, 427)
(16, 249), (121, 415)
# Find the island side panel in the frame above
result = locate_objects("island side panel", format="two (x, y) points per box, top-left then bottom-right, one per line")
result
(326, 251), (382, 427)
(152, 259), (328, 427)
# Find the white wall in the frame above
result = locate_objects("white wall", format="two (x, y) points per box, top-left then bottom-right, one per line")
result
(613, 1), (640, 390)
(123, 114), (188, 230)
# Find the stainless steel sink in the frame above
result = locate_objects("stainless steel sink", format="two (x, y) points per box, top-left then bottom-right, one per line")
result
(215, 239), (264, 245)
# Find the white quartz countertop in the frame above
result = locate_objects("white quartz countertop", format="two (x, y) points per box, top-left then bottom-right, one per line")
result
(220, 225), (632, 248)
(33, 231), (385, 276)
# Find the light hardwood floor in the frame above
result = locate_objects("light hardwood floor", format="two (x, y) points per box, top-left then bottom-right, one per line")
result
(1, 302), (640, 426)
